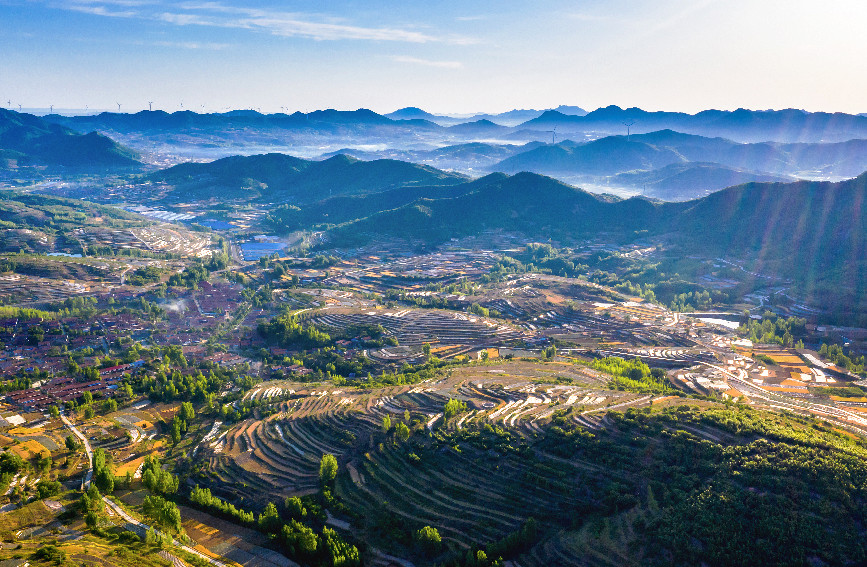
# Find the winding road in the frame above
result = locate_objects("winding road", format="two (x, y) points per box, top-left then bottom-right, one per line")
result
(60, 413), (229, 567)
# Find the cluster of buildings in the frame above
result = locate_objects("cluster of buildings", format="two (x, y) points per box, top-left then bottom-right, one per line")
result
(3, 361), (143, 410)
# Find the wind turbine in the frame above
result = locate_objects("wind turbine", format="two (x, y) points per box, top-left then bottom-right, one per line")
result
(49, 105), (53, 114)
(6, 100), (10, 108)
(622, 121), (635, 141)
(116, 102), (122, 112)
(148, 101), (153, 111)
(18, 104), (22, 112)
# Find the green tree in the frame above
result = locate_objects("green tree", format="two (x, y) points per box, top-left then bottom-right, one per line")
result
(179, 401), (195, 422)
(95, 468), (114, 494)
(31, 545), (66, 565)
(37, 451), (52, 473)
(382, 415), (392, 433)
(395, 422), (411, 443)
(258, 501), (281, 533)
(415, 525), (442, 555)
(85, 511), (99, 530)
(283, 496), (307, 520)
(102, 398), (118, 414)
(319, 453), (338, 484)
(444, 398), (468, 420)
(64, 435), (81, 453)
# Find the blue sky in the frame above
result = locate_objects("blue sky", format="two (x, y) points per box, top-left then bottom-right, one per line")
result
(2, 0), (866, 114)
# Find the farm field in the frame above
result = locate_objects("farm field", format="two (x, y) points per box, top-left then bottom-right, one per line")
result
(182, 356), (867, 565)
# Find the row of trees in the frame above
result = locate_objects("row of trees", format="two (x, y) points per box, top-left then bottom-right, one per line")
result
(739, 312), (807, 347)
(189, 454), (360, 567)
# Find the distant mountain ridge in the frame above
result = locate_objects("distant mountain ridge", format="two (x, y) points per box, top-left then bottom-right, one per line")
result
(521, 106), (867, 143)
(0, 109), (140, 169)
(493, 129), (867, 180)
(612, 162), (792, 201)
(40, 106), (867, 145)
(384, 105), (587, 126)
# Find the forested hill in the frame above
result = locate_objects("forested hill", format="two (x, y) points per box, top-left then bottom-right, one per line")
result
(325, 172), (662, 244)
(322, 171), (866, 265)
(670, 173), (867, 316)
(312, 171), (867, 316)
(148, 153), (469, 202)
(0, 109), (141, 169)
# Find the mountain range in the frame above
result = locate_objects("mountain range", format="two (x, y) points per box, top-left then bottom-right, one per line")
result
(522, 106), (867, 143)
(384, 105), (588, 126)
(0, 109), (140, 169)
(495, 129), (867, 178)
(41, 106), (867, 143)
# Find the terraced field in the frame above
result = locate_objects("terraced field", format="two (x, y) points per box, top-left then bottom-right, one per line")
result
(194, 360), (665, 562)
(311, 308), (527, 347)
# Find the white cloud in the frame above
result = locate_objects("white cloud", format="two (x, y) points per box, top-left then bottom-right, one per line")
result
(149, 40), (231, 50)
(52, 0), (475, 44)
(64, 4), (139, 17)
(230, 16), (437, 42)
(391, 56), (462, 69)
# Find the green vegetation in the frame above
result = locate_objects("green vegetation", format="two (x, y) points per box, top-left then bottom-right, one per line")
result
(319, 454), (338, 484)
(126, 265), (164, 285)
(590, 356), (673, 394)
(142, 494), (183, 533)
(415, 525), (442, 555)
(815, 385), (867, 398)
(258, 313), (332, 349)
(739, 312), (807, 347)
(444, 398), (468, 420)
(167, 253), (228, 288)
(820, 343), (866, 375)
(189, 485), (256, 525)
(189, 482), (360, 567)
(31, 544), (67, 565)
(141, 455), (179, 495)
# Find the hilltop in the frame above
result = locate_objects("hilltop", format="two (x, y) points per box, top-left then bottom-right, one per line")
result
(0, 109), (140, 169)
(148, 153), (469, 203)
(612, 162), (792, 201)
